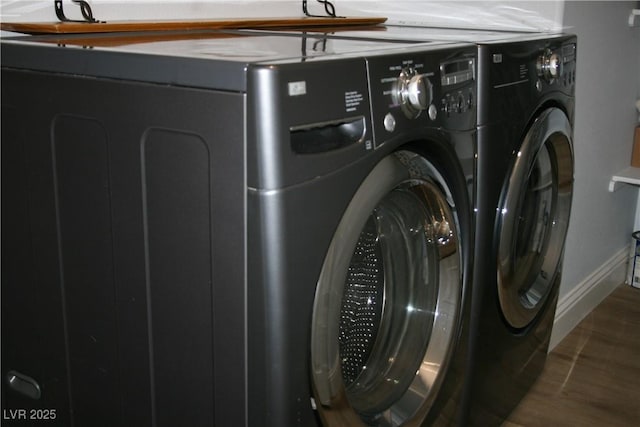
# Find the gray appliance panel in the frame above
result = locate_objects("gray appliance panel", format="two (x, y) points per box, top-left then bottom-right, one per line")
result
(1, 68), (246, 427)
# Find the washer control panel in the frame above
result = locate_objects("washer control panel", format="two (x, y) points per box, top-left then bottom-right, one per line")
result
(367, 47), (477, 147)
(440, 58), (476, 118)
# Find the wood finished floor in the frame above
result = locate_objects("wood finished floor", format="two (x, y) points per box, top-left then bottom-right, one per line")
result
(503, 284), (640, 426)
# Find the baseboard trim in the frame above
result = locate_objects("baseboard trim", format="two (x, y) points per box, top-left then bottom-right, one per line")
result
(549, 246), (630, 350)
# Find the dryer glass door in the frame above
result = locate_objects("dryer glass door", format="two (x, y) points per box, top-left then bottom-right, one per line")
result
(310, 150), (463, 426)
(497, 107), (573, 329)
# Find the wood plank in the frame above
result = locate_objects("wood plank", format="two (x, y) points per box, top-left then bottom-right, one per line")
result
(9, 24), (389, 48)
(504, 284), (640, 426)
(1, 16), (387, 35)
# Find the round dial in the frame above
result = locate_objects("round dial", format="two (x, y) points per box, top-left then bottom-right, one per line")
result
(395, 68), (433, 118)
(537, 49), (562, 82)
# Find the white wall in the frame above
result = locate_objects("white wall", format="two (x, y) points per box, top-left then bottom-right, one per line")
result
(0, 1), (300, 22)
(551, 1), (640, 347)
(337, 0), (564, 31)
(1, 0), (564, 31)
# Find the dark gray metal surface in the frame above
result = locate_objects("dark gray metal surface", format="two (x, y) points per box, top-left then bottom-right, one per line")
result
(246, 44), (477, 426)
(1, 31), (432, 92)
(2, 29), (478, 426)
(468, 35), (576, 426)
(2, 69), (246, 427)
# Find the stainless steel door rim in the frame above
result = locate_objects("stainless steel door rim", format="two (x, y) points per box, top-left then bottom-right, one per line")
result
(311, 150), (463, 426)
(497, 107), (574, 329)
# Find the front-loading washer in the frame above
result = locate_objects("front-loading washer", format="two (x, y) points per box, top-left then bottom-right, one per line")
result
(305, 48), (477, 427)
(2, 30), (476, 426)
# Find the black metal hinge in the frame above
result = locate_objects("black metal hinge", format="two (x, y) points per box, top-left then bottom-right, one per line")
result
(302, 0), (342, 18)
(55, 0), (104, 23)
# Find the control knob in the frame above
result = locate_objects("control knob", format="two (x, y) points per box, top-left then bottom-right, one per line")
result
(395, 68), (433, 118)
(537, 49), (562, 82)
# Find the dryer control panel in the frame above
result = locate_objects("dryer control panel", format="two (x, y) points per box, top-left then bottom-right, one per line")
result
(366, 47), (477, 148)
(480, 35), (576, 126)
(536, 43), (576, 86)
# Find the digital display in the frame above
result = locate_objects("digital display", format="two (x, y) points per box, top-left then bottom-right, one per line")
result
(440, 58), (475, 86)
(443, 60), (470, 75)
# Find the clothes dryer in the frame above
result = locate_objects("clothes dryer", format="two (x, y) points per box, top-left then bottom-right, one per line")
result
(1, 30), (476, 426)
(468, 34), (576, 425)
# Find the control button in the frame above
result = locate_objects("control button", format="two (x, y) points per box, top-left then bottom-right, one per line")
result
(384, 113), (396, 132)
(457, 95), (465, 113)
(428, 104), (438, 121)
(443, 101), (451, 117)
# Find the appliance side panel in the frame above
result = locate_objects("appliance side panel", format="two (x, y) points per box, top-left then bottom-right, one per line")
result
(1, 68), (247, 427)
(141, 129), (215, 427)
(2, 79), (74, 427)
(51, 115), (121, 424)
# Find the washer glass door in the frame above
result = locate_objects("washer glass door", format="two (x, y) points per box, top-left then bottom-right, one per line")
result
(311, 150), (463, 426)
(497, 107), (574, 329)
